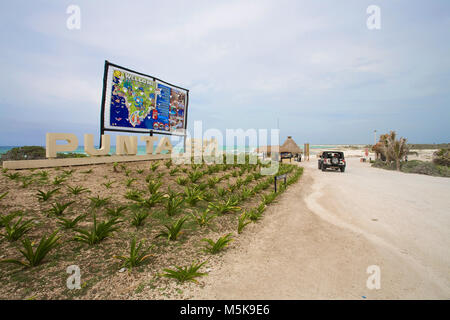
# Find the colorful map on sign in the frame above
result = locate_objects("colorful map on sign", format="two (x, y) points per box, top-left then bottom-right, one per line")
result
(108, 68), (186, 133)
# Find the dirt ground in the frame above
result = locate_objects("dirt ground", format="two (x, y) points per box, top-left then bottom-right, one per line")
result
(0, 159), (301, 300)
(184, 158), (450, 299)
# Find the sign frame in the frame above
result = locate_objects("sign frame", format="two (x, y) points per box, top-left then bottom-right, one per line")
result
(99, 60), (189, 144)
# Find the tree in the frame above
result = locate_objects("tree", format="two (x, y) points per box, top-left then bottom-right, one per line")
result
(385, 131), (409, 171)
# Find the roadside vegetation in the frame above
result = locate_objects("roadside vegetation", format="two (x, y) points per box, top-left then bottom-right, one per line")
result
(0, 155), (303, 299)
(371, 131), (449, 177)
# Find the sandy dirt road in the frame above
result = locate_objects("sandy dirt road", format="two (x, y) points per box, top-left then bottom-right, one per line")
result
(187, 158), (450, 299)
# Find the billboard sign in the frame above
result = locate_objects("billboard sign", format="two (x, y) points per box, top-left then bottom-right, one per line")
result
(101, 61), (188, 136)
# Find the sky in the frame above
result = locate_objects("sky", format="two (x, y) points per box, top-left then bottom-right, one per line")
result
(0, 0), (449, 147)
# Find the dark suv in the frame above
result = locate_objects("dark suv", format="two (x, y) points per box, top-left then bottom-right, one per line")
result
(318, 151), (346, 172)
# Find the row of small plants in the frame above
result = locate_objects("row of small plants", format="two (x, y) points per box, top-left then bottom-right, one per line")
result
(0, 158), (302, 286)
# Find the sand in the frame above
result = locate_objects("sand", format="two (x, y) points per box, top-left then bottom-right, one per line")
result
(185, 157), (450, 299)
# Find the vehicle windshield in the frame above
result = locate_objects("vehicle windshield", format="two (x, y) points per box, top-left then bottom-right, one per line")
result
(323, 152), (344, 158)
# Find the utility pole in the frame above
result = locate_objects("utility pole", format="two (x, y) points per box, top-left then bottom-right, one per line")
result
(374, 130), (377, 145)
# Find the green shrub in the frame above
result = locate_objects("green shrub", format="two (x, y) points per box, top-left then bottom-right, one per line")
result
(131, 210), (150, 227)
(202, 233), (233, 254)
(45, 201), (75, 216)
(1, 217), (34, 241)
(0, 146), (45, 162)
(56, 214), (86, 229)
(237, 212), (251, 234)
(73, 214), (121, 245)
(105, 206), (128, 217)
(114, 237), (154, 271)
(0, 231), (59, 267)
(191, 209), (216, 227)
(162, 261), (208, 283)
(67, 185), (91, 195)
(433, 148), (450, 166)
(156, 216), (187, 241)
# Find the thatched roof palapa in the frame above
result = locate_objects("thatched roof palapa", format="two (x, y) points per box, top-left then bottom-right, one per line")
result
(280, 136), (302, 154)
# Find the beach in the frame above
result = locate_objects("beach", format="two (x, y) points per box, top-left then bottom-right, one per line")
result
(183, 157), (450, 299)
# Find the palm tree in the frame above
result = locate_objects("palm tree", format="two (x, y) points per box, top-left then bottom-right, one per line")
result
(385, 131), (409, 171)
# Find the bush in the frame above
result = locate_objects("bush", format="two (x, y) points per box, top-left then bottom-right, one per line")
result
(0, 146), (45, 162)
(401, 160), (450, 177)
(372, 159), (450, 177)
(432, 148), (450, 167)
(0, 147), (87, 163)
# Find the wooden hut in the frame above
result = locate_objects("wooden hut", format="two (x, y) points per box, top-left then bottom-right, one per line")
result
(280, 136), (302, 162)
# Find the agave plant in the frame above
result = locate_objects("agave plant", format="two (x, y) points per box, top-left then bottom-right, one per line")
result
(150, 162), (160, 172)
(114, 237), (154, 271)
(89, 195), (110, 208)
(0, 191), (9, 201)
(176, 176), (188, 186)
(202, 191), (215, 202)
(227, 183), (237, 193)
(165, 192), (184, 216)
(36, 188), (60, 202)
(67, 185), (91, 195)
(52, 176), (66, 186)
(35, 171), (48, 180)
(125, 178), (136, 187)
(191, 209), (216, 227)
(202, 233), (233, 254)
(188, 170), (203, 183)
(241, 187), (254, 201)
(207, 177), (220, 188)
(216, 187), (227, 197)
(45, 201), (75, 217)
(183, 186), (204, 206)
(165, 159), (172, 169)
(0, 211), (21, 228)
(147, 180), (162, 194)
(113, 162), (119, 172)
(208, 198), (240, 215)
(124, 189), (142, 202)
(156, 216), (187, 241)
(19, 176), (34, 188)
(131, 210), (150, 227)
(261, 192), (277, 205)
(162, 261), (208, 283)
(246, 208), (263, 222)
(56, 213), (86, 229)
(237, 212), (251, 234)
(103, 180), (115, 189)
(4, 172), (21, 180)
(73, 214), (122, 245)
(140, 192), (164, 209)
(252, 172), (262, 180)
(0, 231), (59, 268)
(1, 217), (34, 241)
(157, 172), (165, 179)
(169, 168), (179, 176)
(62, 169), (75, 176)
(136, 169), (144, 174)
(105, 206), (128, 217)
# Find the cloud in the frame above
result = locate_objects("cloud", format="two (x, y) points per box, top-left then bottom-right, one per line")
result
(0, 0), (449, 145)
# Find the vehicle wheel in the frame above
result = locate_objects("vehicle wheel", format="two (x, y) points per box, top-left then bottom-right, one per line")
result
(340, 167), (345, 172)
(321, 166), (326, 172)
(318, 162), (321, 169)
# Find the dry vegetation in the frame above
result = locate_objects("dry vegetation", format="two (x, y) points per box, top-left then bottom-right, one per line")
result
(0, 156), (303, 299)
